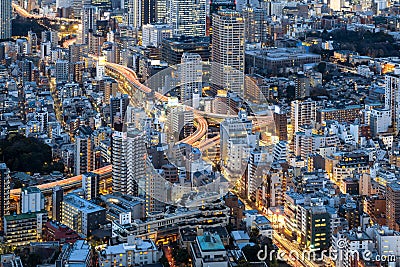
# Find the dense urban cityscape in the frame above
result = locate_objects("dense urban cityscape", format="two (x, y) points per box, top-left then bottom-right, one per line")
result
(1, 0), (400, 266)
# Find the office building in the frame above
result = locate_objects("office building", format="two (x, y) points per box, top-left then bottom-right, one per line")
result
(245, 48), (321, 76)
(21, 187), (45, 213)
(168, 0), (206, 36)
(52, 186), (64, 222)
(112, 128), (146, 196)
(180, 53), (202, 108)
(0, 163), (10, 231)
(370, 108), (391, 136)
(385, 68), (400, 132)
(82, 172), (100, 200)
(74, 126), (95, 175)
(0, 0), (12, 39)
(161, 36), (211, 65)
(211, 10), (245, 96)
(82, 6), (97, 44)
(61, 194), (106, 236)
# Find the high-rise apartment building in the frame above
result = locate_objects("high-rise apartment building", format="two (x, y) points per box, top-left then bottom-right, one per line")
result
(21, 187), (45, 214)
(290, 99), (317, 134)
(0, 163), (10, 231)
(112, 128), (146, 196)
(386, 182), (400, 230)
(0, 0), (12, 39)
(123, 0), (142, 29)
(242, 5), (268, 44)
(385, 68), (400, 132)
(211, 10), (245, 96)
(74, 126), (95, 175)
(168, 0), (207, 36)
(52, 186), (64, 222)
(180, 53), (202, 108)
(82, 172), (100, 200)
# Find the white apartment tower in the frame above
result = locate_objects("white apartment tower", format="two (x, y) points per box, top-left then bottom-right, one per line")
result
(180, 53), (202, 108)
(385, 68), (400, 132)
(211, 10), (245, 96)
(290, 99), (317, 134)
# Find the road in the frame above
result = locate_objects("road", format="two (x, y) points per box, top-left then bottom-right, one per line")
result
(10, 165), (112, 199)
(12, 2), (80, 22)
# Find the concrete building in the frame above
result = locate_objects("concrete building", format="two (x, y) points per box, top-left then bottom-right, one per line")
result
(99, 237), (161, 266)
(74, 126), (94, 175)
(290, 99), (317, 134)
(21, 187), (45, 213)
(0, 0), (12, 39)
(142, 23), (173, 47)
(386, 182), (400, 230)
(82, 172), (100, 200)
(385, 68), (400, 132)
(168, 0), (206, 36)
(4, 211), (46, 246)
(211, 10), (245, 96)
(0, 163), (10, 231)
(180, 53), (202, 108)
(112, 128), (146, 197)
(190, 232), (228, 267)
(52, 186), (64, 222)
(55, 59), (70, 82)
(61, 194), (106, 236)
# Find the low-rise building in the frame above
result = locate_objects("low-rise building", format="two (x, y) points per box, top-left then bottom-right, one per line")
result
(190, 232), (228, 267)
(99, 237), (161, 267)
(61, 194), (106, 236)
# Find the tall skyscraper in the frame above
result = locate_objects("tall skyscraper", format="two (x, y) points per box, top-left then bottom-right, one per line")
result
(52, 186), (64, 222)
(209, 0), (236, 36)
(180, 53), (202, 108)
(385, 68), (400, 132)
(0, 163), (10, 231)
(112, 127), (146, 196)
(168, 0), (207, 36)
(211, 10), (245, 96)
(82, 6), (98, 44)
(386, 182), (400, 230)
(0, 0), (12, 39)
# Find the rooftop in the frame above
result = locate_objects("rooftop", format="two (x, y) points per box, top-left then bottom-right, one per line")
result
(63, 194), (105, 213)
(197, 232), (225, 252)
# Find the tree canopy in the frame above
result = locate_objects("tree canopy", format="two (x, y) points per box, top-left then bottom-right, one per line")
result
(0, 134), (64, 173)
